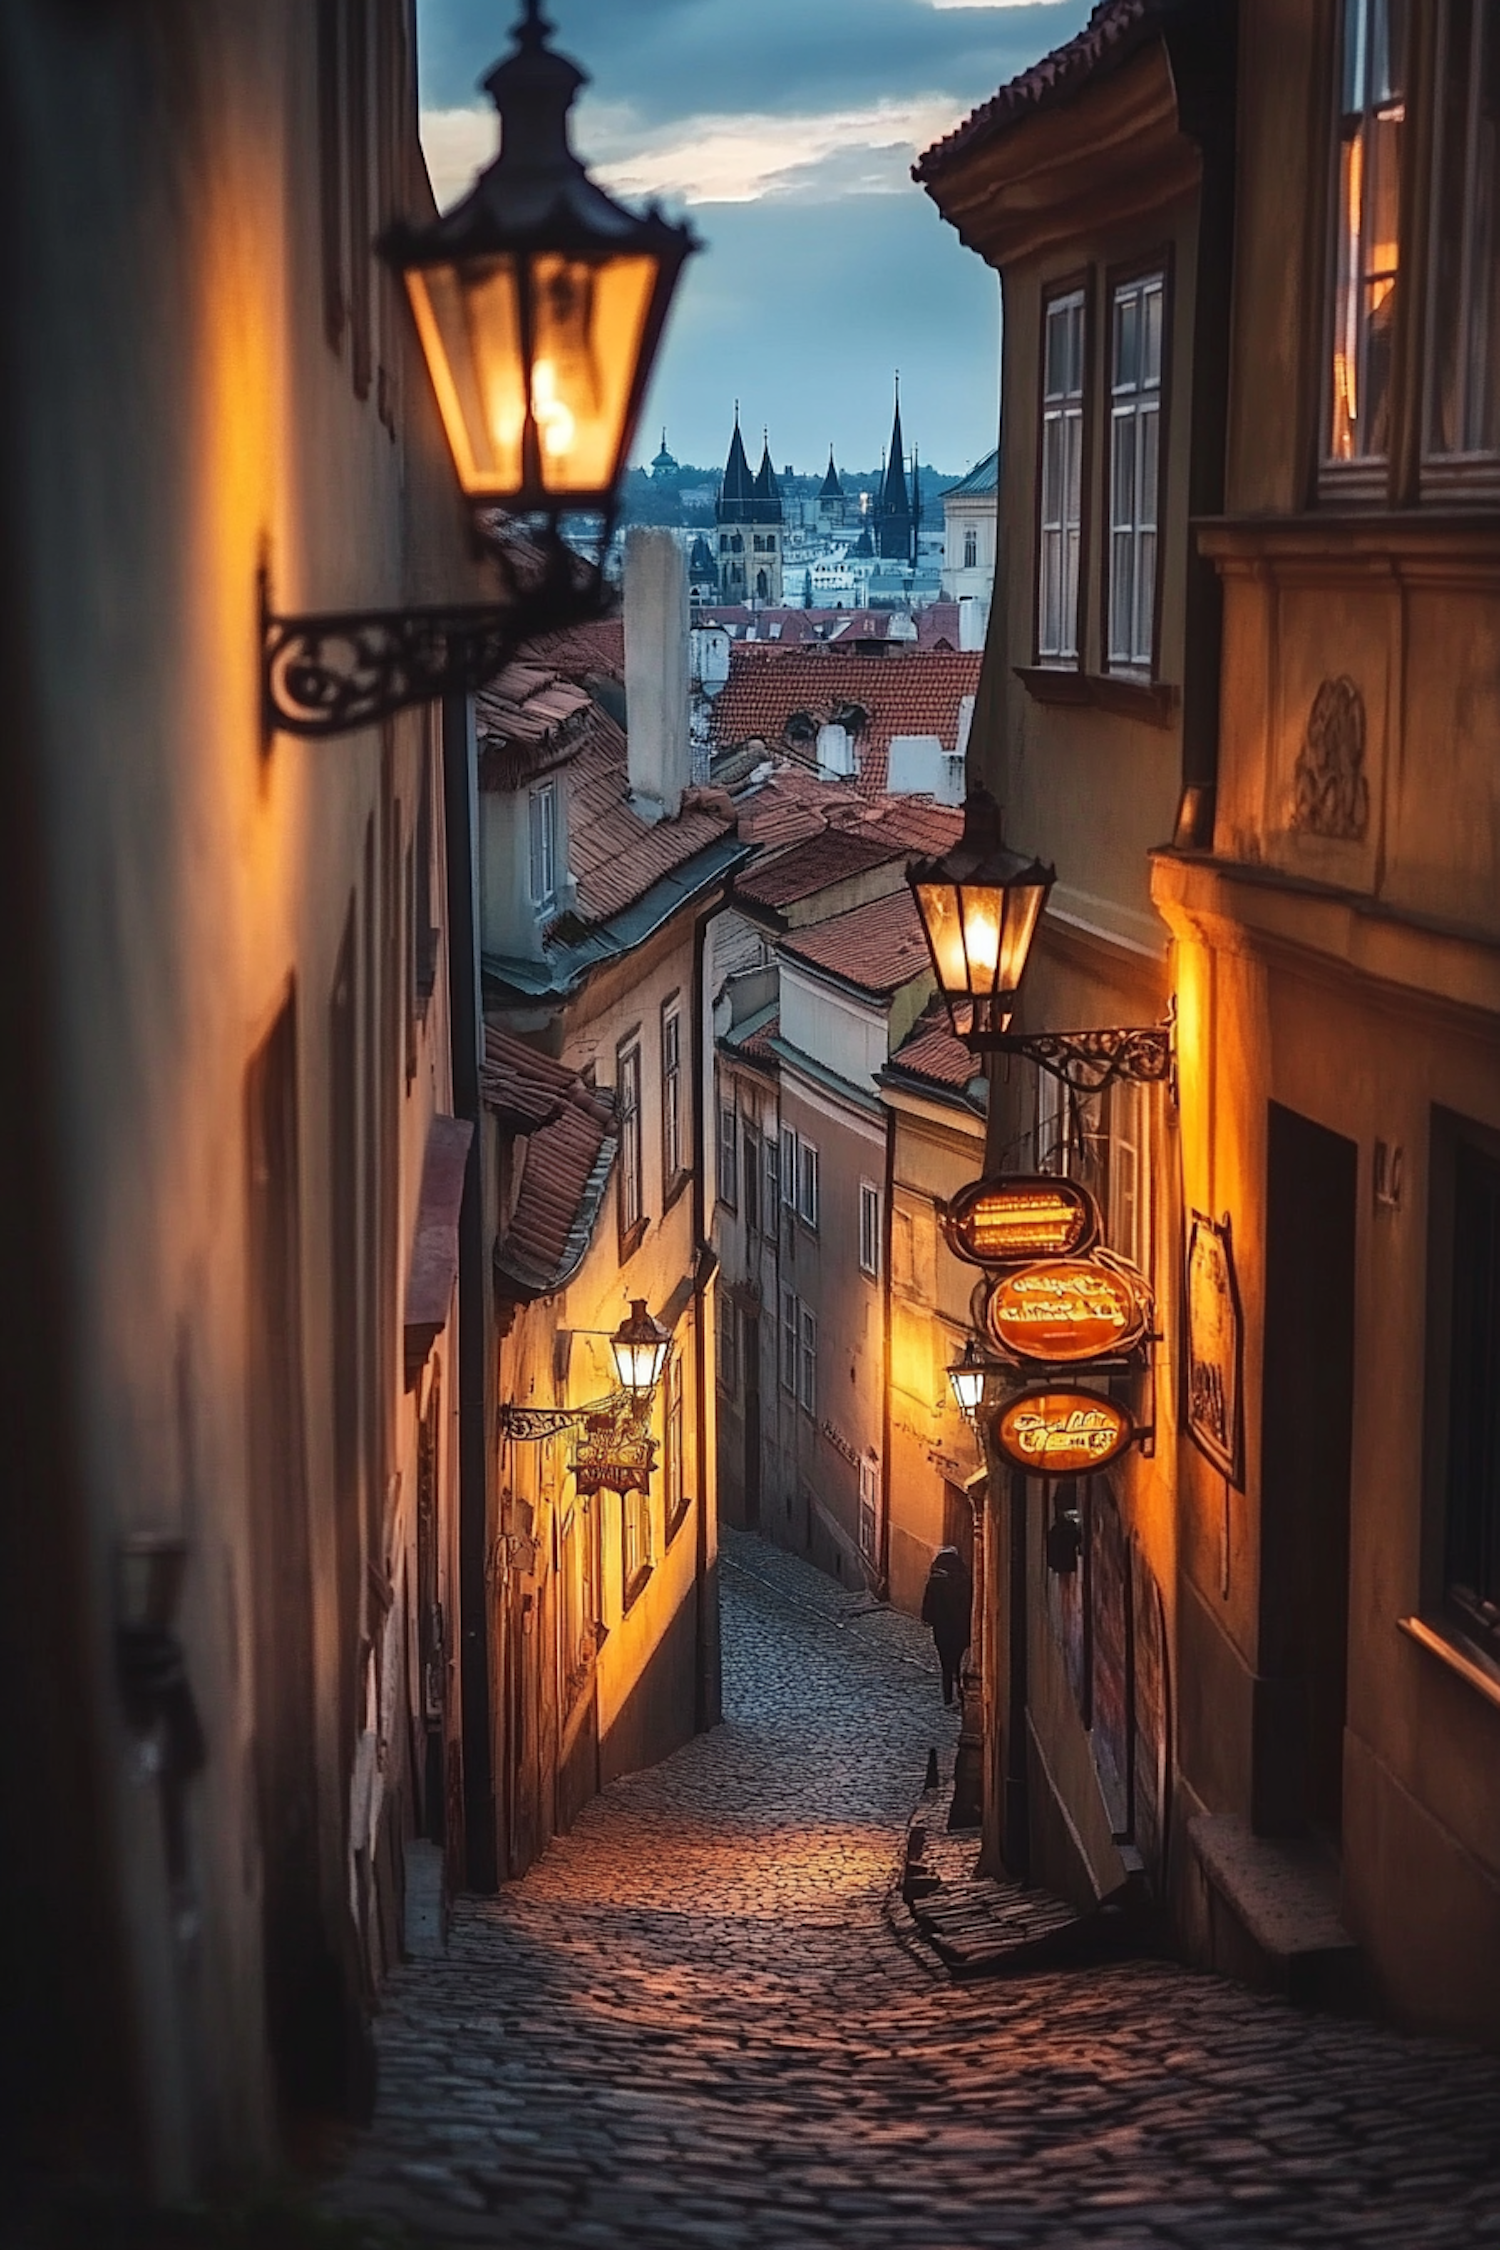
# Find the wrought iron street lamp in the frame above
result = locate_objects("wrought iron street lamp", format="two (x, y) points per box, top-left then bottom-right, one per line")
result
(263, 0), (699, 737)
(907, 789), (1174, 1094)
(610, 1299), (671, 1400)
(947, 1339), (988, 1421)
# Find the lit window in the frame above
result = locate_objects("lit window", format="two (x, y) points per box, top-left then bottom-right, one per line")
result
(780, 1287), (798, 1392)
(859, 1181), (882, 1278)
(618, 1042), (643, 1243)
(528, 780), (558, 910)
(1328, 0), (1406, 463)
(798, 1304), (818, 1414)
(1428, 2), (1500, 458)
(661, 1004), (683, 1184)
(798, 1138), (820, 1229)
(1038, 285), (1086, 661)
(1107, 272), (1164, 671)
(718, 1100), (738, 1209)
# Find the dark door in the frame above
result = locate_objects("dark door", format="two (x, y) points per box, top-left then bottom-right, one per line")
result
(743, 1311), (762, 1529)
(1258, 1102), (1358, 1841)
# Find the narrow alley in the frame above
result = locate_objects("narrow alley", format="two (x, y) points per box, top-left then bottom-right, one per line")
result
(328, 1533), (1500, 2250)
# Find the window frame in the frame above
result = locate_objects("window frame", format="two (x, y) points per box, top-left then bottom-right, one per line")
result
(797, 1137), (820, 1231)
(1421, 0), (1500, 493)
(1033, 273), (1092, 669)
(617, 1038), (645, 1255)
(858, 1180), (882, 1280)
(743, 1120), (761, 1236)
(797, 1303), (818, 1416)
(780, 1286), (798, 1394)
(1321, 0), (1412, 491)
(780, 1124), (797, 1212)
(717, 1098), (739, 1212)
(622, 1485), (654, 1611)
(1102, 256), (1171, 681)
(528, 779), (558, 914)
(717, 1288), (738, 1397)
(661, 998), (685, 1198)
(664, 1348), (690, 1543)
(1425, 1109), (1500, 1668)
(859, 1455), (879, 1563)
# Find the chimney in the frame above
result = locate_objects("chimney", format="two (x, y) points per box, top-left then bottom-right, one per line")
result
(958, 594), (987, 651)
(624, 528), (690, 825)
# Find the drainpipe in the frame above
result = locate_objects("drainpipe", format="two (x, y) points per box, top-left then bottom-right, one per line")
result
(878, 1092), (895, 1601)
(442, 689), (497, 1892)
(691, 898), (721, 1732)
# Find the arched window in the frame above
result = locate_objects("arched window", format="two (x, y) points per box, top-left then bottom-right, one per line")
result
(964, 527), (978, 569)
(756, 570), (769, 600)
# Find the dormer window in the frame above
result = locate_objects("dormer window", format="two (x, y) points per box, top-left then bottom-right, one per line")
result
(528, 780), (557, 913)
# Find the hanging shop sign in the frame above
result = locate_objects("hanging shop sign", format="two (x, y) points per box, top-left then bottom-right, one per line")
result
(572, 1413), (656, 1498)
(942, 1174), (1099, 1268)
(991, 1388), (1135, 1476)
(1184, 1210), (1244, 1485)
(984, 1256), (1148, 1364)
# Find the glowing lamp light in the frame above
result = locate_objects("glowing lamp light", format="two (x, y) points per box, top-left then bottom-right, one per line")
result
(611, 1300), (670, 1399)
(948, 1340), (988, 1421)
(383, 1), (698, 512)
(907, 790), (1055, 1042)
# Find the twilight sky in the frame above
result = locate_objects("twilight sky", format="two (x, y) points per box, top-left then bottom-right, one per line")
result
(415, 0), (1091, 478)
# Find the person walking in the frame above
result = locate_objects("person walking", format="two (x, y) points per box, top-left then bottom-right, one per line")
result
(921, 1545), (973, 1708)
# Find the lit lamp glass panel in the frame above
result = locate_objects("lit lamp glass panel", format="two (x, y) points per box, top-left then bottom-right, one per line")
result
(908, 791), (1054, 1042)
(948, 1343), (987, 1418)
(611, 1301), (670, 1397)
(405, 251), (658, 505)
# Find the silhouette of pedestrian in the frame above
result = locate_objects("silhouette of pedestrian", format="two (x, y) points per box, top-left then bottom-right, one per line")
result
(921, 1545), (972, 1707)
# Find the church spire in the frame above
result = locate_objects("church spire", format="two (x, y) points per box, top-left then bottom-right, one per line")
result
(876, 376), (914, 561)
(716, 408), (756, 524)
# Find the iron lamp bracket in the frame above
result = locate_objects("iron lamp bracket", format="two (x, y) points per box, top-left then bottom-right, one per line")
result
(261, 515), (613, 739)
(966, 1003), (1176, 1098)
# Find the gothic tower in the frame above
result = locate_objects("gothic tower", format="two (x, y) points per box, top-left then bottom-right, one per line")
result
(817, 446), (847, 533)
(875, 380), (914, 563)
(715, 411), (783, 605)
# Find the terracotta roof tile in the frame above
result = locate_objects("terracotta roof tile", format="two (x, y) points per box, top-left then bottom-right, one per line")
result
(740, 1011), (779, 1060)
(482, 1034), (618, 1300)
(524, 616), (626, 681)
(916, 602), (961, 649)
(914, 0), (1180, 183)
(888, 999), (984, 1094)
(732, 794), (962, 910)
(780, 891), (932, 998)
(564, 713), (737, 924)
(709, 644), (981, 795)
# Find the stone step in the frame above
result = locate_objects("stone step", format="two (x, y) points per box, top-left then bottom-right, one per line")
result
(1188, 1813), (1367, 2011)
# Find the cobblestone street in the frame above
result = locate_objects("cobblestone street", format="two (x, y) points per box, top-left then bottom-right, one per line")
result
(328, 1532), (1500, 2248)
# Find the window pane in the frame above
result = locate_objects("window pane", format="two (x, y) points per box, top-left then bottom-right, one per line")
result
(1114, 290), (1140, 391)
(1136, 529), (1157, 662)
(1329, 0), (1405, 461)
(1142, 280), (1164, 388)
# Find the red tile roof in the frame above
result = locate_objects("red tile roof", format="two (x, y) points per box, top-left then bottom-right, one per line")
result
(564, 713), (737, 925)
(709, 644), (981, 795)
(475, 659), (594, 787)
(524, 616), (626, 681)
(779, 891), (933, 998)
(482, 1032), (618, 1301)
(733, 795), (962, 911)
(917, 602), (962, 650)
(887, 999), (983, 1094)
(915, 0), (1179, 183)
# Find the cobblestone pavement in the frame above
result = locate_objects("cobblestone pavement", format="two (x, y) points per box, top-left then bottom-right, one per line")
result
(328, 1531), (1500, 2249)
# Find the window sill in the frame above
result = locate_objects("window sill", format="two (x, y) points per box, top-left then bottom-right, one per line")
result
(1398, 1615), (1500, 1715)
(1014, 666), (1178, 728)
(663, 1168), (692, 1217)
(622, 1563), (653, 1615)
(618, 1217), (649, 1264)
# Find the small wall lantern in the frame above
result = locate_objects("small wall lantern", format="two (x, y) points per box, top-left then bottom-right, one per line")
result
(947, 1338), (988, 1421)
(610, 1299), (671, 1400)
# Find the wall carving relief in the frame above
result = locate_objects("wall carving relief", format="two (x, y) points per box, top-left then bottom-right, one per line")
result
(1291, 674), (1369, 840)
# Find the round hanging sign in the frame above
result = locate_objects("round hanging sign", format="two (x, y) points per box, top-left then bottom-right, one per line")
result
(991, 1389), (1135, 1476)
(984, 1257), (1147, 1364)
(942, 1174), (1099, 1268)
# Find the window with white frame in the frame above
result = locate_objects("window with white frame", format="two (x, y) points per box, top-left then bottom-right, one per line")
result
(718, 1099), (738, 1209)
(618, 1041), (643, 1242)
(859, 1456), (879, 1561)
(1328, 0), (1406, 464)
(797, 1137), (820, 1229)
(859, 1181), (882, 1278)
(1107, 1078), (1153, 1280)
(963, 526), (978, 569)
(717, 1289), (738, 1395)
(1107, 271), (1164, 671)
(1036, 1067), (1069, 1175)
(661, 1003), (683, 1185)
(780, 1286), (798, 1392)
(780, 1122), (797, 1210)
(1428, 2), (1500, 460)
(528, 780), (558, 911)
(798, 1304), (818, 1414)
(1037, 285), (1086, 662)
(665, 1350), (688, 1536)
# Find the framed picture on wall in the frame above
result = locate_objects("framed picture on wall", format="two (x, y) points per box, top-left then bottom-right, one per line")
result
(1184, 1210), (1244, 1486)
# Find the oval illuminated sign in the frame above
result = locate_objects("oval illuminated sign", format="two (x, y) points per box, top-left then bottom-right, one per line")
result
(991, 1389), (1135, 1475)
(942, 1175), (1099, 1268)
(985, 1258), (1147, 1364)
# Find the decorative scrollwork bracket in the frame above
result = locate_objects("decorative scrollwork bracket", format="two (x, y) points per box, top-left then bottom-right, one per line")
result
(966, 1000), (1177, 1099)
(261, 517), (614, 739)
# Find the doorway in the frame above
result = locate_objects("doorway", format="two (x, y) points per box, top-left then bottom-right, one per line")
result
(1258, 1102), (1357, 1841)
